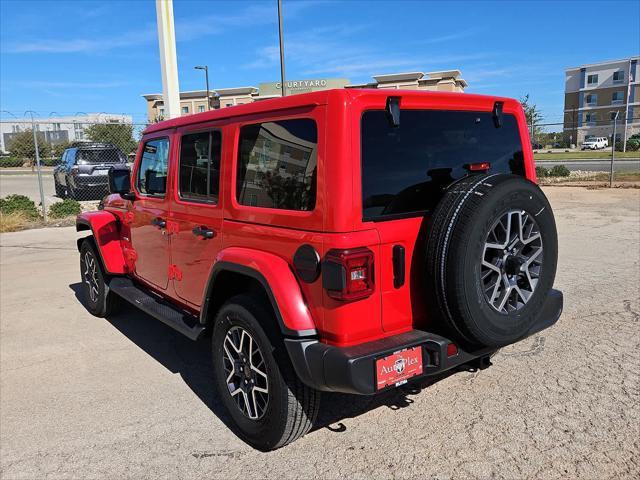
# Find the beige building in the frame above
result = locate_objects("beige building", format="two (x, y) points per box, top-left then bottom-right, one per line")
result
(563, 57), (639, 147)
(143, 70), (467, 122)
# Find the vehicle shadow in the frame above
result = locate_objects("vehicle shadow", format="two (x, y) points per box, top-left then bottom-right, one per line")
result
(69, 283), (477, 443)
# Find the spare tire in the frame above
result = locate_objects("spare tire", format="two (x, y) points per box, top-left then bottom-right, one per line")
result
(425, 173), (558, 348)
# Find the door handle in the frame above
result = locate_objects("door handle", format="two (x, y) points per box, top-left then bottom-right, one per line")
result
(151, 217), (166, 229)
(192, 226), (215, 239)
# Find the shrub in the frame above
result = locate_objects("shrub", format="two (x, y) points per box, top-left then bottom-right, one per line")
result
(535, 166), (549, 178)
(0, 157), (25, 168)
(0, 194), (39, 219)
(625, 137), (640, 151)
(41, 158), (62, 167)
(549, 165), (570, 177)
(48, 199), (81, 218)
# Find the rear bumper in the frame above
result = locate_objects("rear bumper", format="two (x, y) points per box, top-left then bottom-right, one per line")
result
(73, 174), (109, 188)
(286, 289), (563, 395)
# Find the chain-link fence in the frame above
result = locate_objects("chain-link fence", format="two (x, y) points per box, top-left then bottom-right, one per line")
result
(1, 117), (639, 222)
(0, 120), (146, 219)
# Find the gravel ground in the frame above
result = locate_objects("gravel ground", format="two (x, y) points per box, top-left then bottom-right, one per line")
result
(1, 187), (638, 479)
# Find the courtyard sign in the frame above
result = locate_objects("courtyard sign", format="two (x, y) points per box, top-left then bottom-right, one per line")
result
(259, 78), (349, 97)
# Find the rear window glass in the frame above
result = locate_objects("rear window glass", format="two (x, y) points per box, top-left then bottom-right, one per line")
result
(77, 148), (125, 163)
(361, 110), (525, 220)
(236, 119), (317, 211)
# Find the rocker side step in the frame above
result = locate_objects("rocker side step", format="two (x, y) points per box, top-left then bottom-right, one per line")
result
(109, 277), (205, 341)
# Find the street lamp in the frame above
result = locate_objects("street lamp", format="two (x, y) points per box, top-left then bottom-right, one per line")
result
(195, 65), (210, 111)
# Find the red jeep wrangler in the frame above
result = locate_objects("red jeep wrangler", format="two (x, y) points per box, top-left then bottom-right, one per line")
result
(76, 89), (562, 450)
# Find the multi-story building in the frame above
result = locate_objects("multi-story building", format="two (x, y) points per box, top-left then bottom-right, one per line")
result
(142, 70), (467, 122)
(564, 57), (639, 147)
(0, 113), (132, 154)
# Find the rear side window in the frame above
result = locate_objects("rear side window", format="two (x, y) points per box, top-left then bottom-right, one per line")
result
(179, 130), (221, 202)
(77, 148), (125, 163)
(137, 138), (169, 196)
(236, 119), (317, 211)
(361, 110), (525, 220)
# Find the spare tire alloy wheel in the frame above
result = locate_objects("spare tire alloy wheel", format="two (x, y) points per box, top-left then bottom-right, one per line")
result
(425, 174), (558, 349)
(222, 326), (269, 420)
(481, 210), (543, 313)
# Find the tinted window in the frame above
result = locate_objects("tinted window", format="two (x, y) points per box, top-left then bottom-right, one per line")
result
(137, 138), (169, 195)
(236, 119), (317, 211)
(77, 148), (125, 164)
(65, 149), (76, 166)
(179, 130), (221, 202)
(361, 110), (525, 220)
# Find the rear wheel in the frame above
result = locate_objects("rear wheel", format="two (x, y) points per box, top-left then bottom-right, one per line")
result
(425, 174), (558, 348)
(79, 239), (120, 317)
(212, 295), (320, 451)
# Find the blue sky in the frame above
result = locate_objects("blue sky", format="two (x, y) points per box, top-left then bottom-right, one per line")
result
(1, 0), (639, 126)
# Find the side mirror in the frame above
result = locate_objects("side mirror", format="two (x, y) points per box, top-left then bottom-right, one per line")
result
(108, 165), (135, 200)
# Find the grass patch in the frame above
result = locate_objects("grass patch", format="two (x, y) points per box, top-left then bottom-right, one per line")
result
(535, 151), (639, 160)
(0, 212), (33, 233)
(539, 171), (640, 185)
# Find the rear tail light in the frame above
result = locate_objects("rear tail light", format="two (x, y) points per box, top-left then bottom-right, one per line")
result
(322, 247), (375, 301)
(447, 343), (458, 357)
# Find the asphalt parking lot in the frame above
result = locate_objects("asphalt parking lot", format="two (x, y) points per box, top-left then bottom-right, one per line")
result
(1, 186), (639, 479)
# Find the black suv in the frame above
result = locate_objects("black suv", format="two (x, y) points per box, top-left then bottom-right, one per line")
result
(54, 143), (127, 199)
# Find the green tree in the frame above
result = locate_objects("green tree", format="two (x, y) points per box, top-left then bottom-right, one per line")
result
(520, 94), (543, 137)
(6, 130), (51, 166)
(84, 123), (138, 155)
(51, 141), (72, 159)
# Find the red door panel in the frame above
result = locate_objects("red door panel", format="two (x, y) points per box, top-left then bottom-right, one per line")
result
(129, 135), (173, 291)
(130, 198), (170, 289)
(170, 206), (222, 306)
(168, 127), (224, 307)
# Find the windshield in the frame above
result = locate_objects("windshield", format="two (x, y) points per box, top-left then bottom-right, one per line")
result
(361, 109), (525, 220)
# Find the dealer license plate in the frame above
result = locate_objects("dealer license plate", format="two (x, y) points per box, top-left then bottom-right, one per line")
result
(375, 346), (423, 390)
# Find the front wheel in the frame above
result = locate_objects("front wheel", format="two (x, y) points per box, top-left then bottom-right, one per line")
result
(54, 178), (66, 198)
(212, 295), (320, 451)
(79, 239), (120, 317)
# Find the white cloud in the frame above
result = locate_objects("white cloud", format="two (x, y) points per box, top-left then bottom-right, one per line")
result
(243, 22), (492, 81)
(5, 28), (156, 53)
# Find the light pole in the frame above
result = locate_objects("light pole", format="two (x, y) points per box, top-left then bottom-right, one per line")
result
(610, 110), (619, 188)
(195, 66), (210, 110)
(277, 0), (286, 97)
(25, 110), (47, 221)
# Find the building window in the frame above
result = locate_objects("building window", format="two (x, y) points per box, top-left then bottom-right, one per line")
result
(178, 130), (221, 202)
(612, 91), (624, 104)
(585, 94), (597, 105)
(159, 108), (165, 117)
(613, 71), (624, 83)
(236, 119), (318, 211)
(587, 74), (598, 86)
(198, 105), (205, 113)
(181, 106), (189, 115)
(585, 113), (597, 124)
(610, 112), (621, 120)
